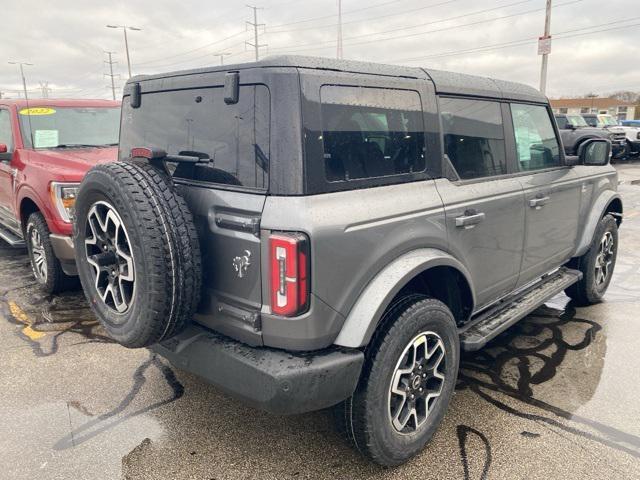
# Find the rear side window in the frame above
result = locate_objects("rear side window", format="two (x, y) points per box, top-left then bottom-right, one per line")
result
(555, 116), (567, 129)
(319, 86), (425, 182)
(119, 85), (270, 190)
(440, 97), (506, 180)
(510, 103), (561, 171)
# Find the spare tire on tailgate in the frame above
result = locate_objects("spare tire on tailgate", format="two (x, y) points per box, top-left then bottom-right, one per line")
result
(73, 160), (201, 348)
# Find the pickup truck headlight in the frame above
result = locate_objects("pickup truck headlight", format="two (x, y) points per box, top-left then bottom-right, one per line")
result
(50, 182), (79, 223)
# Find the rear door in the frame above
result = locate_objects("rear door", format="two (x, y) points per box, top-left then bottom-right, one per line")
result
(119, 70), (272, 345)
(0, 108), (17, 224)
(435, 96), (525, 309)
(508, 102), (581, 287)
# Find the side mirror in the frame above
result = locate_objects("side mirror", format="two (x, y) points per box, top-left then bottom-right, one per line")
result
(577, 138), (611, 166)
(566, 123), (576, 130)
(0, 144), (11, 162)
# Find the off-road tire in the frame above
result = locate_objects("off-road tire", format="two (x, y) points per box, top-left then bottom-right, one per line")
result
(565, 214), (618, 306)
(334, 295), (459, 466)
(73, 160), (201, 348)
(25, 212), (78, 294)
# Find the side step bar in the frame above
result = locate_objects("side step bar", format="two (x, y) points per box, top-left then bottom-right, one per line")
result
(0, 223), (25, 248)
(459, 267), (582, 351)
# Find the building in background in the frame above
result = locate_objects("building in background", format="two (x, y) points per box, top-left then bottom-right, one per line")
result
(550, 97), (639, 121)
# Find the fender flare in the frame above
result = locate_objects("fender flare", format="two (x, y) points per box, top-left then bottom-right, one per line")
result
(16, 185), (49, 227)
(333, 248), (475, 348)
(574, 190), (622, 258)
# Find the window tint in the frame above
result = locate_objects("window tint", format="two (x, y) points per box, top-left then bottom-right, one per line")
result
(119, 85), (269, 189)
(440, 97), (506, 180)
(555, 116), (567, 129)
(319, 86), (425, 182)
(0, 110), (13, 151)
(510, 103), (561, 171)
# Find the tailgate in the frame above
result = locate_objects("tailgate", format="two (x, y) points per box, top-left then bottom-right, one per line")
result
(179, 185), (266, 346)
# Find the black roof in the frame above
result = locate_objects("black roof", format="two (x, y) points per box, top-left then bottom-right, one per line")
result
(131, 55), (546, 103)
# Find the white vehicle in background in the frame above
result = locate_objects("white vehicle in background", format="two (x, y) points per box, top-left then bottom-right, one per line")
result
(582, 113), (640, 157)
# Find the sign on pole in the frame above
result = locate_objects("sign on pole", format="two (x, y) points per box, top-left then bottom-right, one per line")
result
(538, 35), (552, 55)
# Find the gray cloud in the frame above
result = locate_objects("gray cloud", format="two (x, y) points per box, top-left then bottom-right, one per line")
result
(1, 0), (638, 100)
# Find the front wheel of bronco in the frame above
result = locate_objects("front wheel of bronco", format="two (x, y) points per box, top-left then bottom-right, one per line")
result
(565, 214), (618, 306)
(335, 296), (459, 466)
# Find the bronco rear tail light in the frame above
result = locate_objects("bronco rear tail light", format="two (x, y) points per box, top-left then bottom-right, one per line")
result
(269, 233), (309, 316)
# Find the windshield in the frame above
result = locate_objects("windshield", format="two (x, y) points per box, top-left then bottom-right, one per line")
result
(598, 115), (618, 126)
(18, 106), (120, 149)
(566, 115), (588, 127)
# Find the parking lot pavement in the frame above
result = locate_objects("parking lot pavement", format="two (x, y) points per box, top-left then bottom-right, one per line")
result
(1, 165), (640, 480)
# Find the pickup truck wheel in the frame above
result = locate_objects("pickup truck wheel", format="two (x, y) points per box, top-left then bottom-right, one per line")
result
(335, 296), (459, 466)
(74, 161), (201, 348)
(565, 214), (618, 306)
(26, 212), (78, 294)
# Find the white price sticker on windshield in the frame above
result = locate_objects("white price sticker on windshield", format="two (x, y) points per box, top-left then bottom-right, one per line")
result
(34, 130), (59, 148)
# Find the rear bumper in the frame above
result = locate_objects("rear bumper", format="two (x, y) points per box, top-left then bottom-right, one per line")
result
(49, 234), (77, 275)
(151, 324), (364, 415)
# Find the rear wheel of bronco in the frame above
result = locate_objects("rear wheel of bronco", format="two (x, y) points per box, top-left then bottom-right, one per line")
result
(335, 296), (459, 466)
(73, 161), (201, 348)
(26, 212), (77, 294)
(565, 214), (618, 306)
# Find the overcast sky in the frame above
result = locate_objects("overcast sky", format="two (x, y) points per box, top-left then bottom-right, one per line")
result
(1, 0), (638, 100)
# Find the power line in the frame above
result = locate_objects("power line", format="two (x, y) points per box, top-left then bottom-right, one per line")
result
(387, 17), (640, 63)
(267, 0), (581, 54)
(273, 0), (564, 51)
(135, 30), (246, 66)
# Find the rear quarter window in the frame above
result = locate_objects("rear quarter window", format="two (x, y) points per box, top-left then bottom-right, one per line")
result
(119, 85), (270, 190)
(304, 85), (427, 192)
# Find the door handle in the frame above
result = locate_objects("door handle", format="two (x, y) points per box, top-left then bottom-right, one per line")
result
(529, 195), (550, 209)
(455, 211), (485, 229)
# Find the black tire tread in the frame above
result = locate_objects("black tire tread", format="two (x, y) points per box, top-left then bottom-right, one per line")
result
(75, 161), (201, 347)
(26, 212), (78, 294)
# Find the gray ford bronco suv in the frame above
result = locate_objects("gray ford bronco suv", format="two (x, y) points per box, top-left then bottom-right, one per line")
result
(73, 56), (621, 466)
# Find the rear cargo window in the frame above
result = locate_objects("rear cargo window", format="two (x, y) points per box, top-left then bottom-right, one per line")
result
(119, 85), (270, 190)
(319, 86), (425, 182)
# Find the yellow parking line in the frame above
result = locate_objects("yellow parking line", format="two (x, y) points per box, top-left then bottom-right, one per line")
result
(9, 301), (45, 340)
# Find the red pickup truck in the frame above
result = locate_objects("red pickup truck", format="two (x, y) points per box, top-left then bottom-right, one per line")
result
(0, 99), (120, 292)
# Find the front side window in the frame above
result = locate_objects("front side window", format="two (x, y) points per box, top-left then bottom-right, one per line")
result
(583, 116), (598, 127)
(510, 103), (561, 171)
(18, 107), (120, 149)
(0, 110), (13, 151)
(120, 85), (270, 189)
(440, 97), (506, 180)
(319, 86), (425, 182)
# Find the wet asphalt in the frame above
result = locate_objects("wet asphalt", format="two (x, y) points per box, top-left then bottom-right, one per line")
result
(1, 164), (640, 480)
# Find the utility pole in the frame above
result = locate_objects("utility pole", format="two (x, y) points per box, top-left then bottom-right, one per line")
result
(39, 81), (51, 98)
(106, 25), (142, 78)
(337, 0), (343, 59)
(213, 52), (231, 65)
(246, 5), (267, 61)
(104, 51), (119, 100)
(8, 61), (33, 101)
(538, 0), (552, 95)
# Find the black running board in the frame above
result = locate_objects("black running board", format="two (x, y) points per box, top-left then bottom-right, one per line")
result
(459, 267), (582, 351)
(0, 224), (25, 248)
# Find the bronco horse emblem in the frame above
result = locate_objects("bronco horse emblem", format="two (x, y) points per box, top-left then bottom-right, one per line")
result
(233, 250), (252, 278)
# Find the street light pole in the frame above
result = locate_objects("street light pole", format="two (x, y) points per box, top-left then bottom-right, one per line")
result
(106, 25), (142, 78)
(8, 61), (33, 100)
